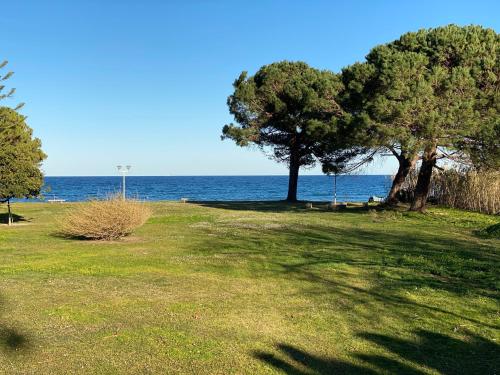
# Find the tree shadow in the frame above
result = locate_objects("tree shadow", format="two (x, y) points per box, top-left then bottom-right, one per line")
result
(193, 201), (318, 213)
(197, 219), (499, 297)
(356, 329), (500, 374)
(0, 212), (27, 225)
(0, 327), (29, 352)
(194, 200), (387, 213)
(193, 218), (499, 330)
(193, 205), (499, 372)
(253, 343), (377, 374)
(0, 295), (31, 354)
(276, 226), (499, 329)
(254, 331), (500, 374)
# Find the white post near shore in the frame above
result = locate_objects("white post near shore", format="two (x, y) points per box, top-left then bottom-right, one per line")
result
(333, 173), (337, 206)
(117, 165), (131, 200)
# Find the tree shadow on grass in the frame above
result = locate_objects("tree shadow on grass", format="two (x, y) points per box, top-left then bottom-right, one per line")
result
(195, 201), (394, 214)
(193, 201), (316, 213)
(253, 343), (377, 374)
(356, 329), (500, 375)
(0, 295), (30, 354)
(269, 226), (499, 330)
(0, 212), (28, 225)
(274, 224), (499, 294)
(0, 327), (29, 352)
(198, 219), (499, 297)
(194, 220), (499, 330)
(192, 206), (499, 372)
(254, 331), (500, 374)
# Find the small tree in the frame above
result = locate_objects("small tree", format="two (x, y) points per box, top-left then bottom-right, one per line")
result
(222, 61), (343, 202)
(0, 107), (46, 225)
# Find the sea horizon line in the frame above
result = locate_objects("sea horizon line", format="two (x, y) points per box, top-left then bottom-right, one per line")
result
(44, 174), (392, 178)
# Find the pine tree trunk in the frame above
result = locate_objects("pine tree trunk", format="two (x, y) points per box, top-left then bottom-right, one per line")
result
(410, 144), (437, 212)
(7, 199), (12, 226)
(386, 154), (418, 205)
(286, 153), (300, 202)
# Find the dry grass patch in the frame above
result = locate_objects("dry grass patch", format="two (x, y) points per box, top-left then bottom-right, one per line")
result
(59, 197), (152, 240)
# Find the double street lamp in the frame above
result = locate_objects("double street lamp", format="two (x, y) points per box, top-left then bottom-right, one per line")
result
(117, 165), (131, 200)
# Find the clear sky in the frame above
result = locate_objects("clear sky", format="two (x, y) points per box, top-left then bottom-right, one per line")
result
(2, 0), (499, 176)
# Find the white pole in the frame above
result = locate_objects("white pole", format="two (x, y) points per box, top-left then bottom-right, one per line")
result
(117, 165), (131, 200)
(334, 173), (337, 205)
(122, 172), (126, 200)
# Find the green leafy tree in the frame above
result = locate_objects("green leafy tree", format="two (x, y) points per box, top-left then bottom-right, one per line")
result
(0, 107), (46, 224)
(341, 25), (499, 211)
(222, 61), (344, 202)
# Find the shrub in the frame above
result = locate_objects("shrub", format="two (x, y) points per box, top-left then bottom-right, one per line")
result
(60, 197), (152, 240)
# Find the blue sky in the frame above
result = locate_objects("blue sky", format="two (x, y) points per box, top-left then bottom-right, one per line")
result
(2, 0), (499, 176)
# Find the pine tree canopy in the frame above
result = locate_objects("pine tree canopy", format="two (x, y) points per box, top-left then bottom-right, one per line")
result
(341, 24), (499, 166)
(222, 61), (344, 167)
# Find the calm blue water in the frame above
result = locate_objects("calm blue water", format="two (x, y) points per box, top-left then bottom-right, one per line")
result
(26, 175), (391, 202)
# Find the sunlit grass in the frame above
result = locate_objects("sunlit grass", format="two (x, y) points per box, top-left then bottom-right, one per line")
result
(0, 202), (498, 374)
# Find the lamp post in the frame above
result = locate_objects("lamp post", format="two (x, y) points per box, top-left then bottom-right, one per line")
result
(333, 172), (337, 206)
(117, 165), (131, 200)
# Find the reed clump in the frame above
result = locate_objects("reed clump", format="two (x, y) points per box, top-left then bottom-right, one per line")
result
(400, 169), (499, 215)
(60, 196), (152, 240)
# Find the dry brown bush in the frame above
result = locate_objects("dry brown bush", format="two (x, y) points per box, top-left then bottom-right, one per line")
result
(60, 197), (152, 240)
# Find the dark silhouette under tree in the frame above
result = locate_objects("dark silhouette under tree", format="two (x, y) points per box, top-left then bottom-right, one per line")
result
(0, 294), (30, 353)
(254, 331), (499, 374)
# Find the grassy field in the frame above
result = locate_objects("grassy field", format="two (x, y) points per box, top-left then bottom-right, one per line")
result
(0, 202), (499, 374)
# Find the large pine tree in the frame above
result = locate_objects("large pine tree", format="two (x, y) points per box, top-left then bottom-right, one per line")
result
(222, 61), (344, 202)
(341, 25), (499, 210)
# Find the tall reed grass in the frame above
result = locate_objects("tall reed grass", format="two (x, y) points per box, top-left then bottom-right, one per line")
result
(400, 169), (499, 215)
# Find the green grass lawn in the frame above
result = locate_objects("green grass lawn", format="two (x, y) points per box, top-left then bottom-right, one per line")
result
(0, 202), (499, 374)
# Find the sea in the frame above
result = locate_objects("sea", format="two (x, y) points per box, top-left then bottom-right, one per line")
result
(22, 175), (392, 203)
